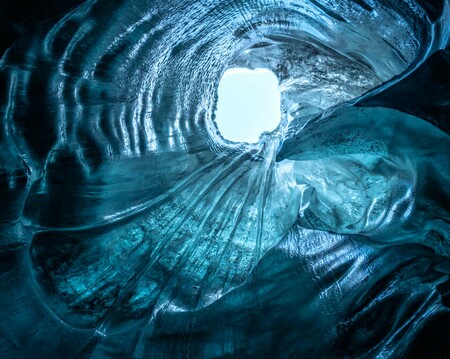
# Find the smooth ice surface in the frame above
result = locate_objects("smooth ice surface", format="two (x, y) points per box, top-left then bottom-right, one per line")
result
(0, 0), (449, 358)
(215, 68), (281, 143)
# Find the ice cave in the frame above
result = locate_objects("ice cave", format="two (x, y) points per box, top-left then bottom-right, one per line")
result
(0, 0), (449, 358)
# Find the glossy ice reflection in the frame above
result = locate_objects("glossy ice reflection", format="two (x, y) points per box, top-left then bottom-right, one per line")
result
(0, 0), (449, 357)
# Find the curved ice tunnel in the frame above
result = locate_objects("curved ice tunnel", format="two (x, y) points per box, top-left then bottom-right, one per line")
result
(0, 0), (449, 358)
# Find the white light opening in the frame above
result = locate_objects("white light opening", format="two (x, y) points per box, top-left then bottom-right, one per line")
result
(215, 67), (281, 143)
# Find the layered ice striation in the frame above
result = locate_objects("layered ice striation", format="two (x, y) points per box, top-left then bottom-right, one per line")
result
(0, 0), (449, 358)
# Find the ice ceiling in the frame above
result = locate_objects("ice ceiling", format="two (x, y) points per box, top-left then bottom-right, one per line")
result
(0, 0), (449, 358)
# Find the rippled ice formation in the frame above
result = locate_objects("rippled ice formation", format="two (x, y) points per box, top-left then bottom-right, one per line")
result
(0, 0), (449, 358)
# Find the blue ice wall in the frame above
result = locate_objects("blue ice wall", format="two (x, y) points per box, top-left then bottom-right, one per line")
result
(0, 0), (449, 358)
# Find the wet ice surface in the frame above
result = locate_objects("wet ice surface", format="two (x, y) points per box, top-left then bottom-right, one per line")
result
(0, 0), (449, 358)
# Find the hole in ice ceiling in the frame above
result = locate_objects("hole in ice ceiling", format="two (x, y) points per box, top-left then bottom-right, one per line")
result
(214, 67), (281, 143)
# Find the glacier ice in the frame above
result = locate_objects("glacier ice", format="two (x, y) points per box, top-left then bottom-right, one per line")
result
(0, 0), (449, 358)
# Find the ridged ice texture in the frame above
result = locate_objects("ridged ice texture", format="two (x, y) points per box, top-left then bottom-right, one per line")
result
(0, 0), (449, 358)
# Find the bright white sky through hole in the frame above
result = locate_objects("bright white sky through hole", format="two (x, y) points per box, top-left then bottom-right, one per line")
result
(215, 68), (281, 143)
